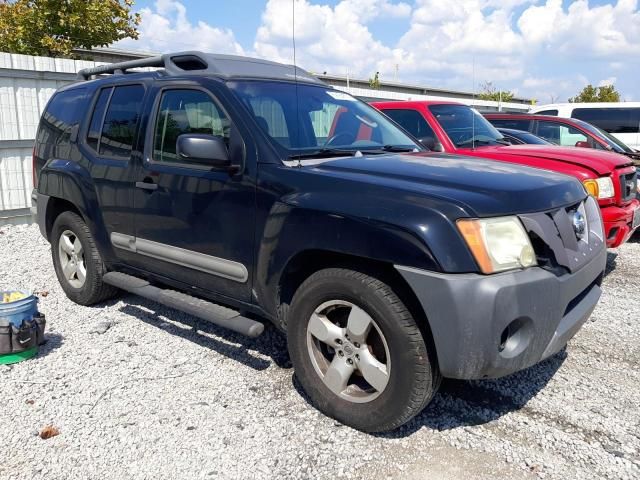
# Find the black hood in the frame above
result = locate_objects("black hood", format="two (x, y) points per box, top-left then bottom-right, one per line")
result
(306, 152), (586, 217)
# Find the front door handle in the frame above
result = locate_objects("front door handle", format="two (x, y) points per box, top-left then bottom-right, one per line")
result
(136, 180), (158, 191)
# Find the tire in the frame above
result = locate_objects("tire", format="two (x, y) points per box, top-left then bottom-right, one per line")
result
(51, 211), (119, 306)
(287, 268), (440, 432)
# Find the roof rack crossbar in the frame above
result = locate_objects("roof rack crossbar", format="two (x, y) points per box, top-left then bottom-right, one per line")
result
(77, 55), (165, 80)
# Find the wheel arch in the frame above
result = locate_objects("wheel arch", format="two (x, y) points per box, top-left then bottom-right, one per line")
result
(276, 249), (440, 372)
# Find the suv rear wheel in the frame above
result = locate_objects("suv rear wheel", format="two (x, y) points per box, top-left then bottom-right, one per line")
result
(287, 268), (440, 432)
(51, 211), (118, 305)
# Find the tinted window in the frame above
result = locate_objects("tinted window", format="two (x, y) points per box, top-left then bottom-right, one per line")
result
(535, 110), (558, 116)
(429, 104), (504, 147)
(537, 120), (589, 146)
(99, 85), (145, 158)
(383, 109), (435, 139)
(249, 97), (289, 146)
(572, 108), (640, 134)
(36, 88), (86, 156)
(229, 81), (418, 155)
(487, 118), (533, 132)
(87, 88), (112, 151)
(153, 89), (230, 163)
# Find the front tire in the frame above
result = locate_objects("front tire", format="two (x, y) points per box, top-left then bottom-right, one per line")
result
(51, 211), (118, 306)
(287, 268), (440, 432)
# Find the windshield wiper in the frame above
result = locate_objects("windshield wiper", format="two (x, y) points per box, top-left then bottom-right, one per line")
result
(458, 138), (509, 147)
(359, 145), (418, 154)
(287, 148), (358, 160)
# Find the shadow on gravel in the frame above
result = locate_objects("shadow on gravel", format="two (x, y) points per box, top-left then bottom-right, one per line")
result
(605, 251), (618, 276)
(117, 300), (291, 371)
(377, 349), (568, 439)
(38, 332), (64, 357)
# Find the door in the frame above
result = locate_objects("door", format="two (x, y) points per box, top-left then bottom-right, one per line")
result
(79, 83), (147, 265)
(127, 86), (256, 301)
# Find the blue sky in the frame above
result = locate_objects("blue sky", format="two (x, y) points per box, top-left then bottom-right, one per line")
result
(117, 1), (640, 104)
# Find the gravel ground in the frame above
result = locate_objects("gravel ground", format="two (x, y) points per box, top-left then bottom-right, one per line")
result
(0, 224), (638, 480)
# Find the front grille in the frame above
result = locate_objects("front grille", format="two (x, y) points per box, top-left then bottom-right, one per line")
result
(619, 171), (637, 202)
(519, 196), (603, 276)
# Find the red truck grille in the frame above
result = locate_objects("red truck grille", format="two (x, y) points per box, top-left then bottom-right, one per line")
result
(619, 171), (637, 203)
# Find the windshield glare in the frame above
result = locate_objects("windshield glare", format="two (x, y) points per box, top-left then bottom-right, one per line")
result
(429, 104), (505, 148)
(228, 81), (419, 156)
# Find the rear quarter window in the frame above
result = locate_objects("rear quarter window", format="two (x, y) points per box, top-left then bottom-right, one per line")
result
(36, 88), (87, 160)
(487, 118), (533, 132)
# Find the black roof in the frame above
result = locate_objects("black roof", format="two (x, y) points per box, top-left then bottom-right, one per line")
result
(77, 51), (325, 86)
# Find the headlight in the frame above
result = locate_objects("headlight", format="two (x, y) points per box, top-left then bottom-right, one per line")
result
(457, 216), (537, 274)
(583, 177), (615, 199)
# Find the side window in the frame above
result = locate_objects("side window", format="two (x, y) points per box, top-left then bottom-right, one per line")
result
(572, 108), (640, 134)
(98, 85), (145, 158)
(249, 97), (289, 146)
(37, 88), (86, 159)
(538, 121), (588, 146)
(153, 89), (230, 163)
(535, 110), (558, 116)
(383, 109), (435, 139)
(488, 118), (532, 132)
(87, 88), (112, 151)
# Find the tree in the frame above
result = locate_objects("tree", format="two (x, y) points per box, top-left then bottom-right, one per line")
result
(477, 81), (514, 102)
(0, 0), (140, 57)
(569, 84), (621, 103)
(369, 71), (380, 90)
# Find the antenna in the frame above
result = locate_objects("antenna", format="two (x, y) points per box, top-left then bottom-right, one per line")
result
(292, 0), (301, 167)
(472, 55), (476, 150)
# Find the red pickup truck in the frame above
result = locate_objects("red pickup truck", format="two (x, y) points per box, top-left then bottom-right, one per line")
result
(372, 101), (639, 248)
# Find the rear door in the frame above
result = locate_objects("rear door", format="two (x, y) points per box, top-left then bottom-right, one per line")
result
(126, 82), (256, 301)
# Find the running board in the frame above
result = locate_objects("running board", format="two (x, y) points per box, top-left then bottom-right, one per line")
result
(103, 272), (264, 338)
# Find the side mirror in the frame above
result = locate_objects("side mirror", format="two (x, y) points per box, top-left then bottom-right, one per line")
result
(418, 136), (444, 152)
(176, 134), (230, 168)
(575, 140), (591, 149)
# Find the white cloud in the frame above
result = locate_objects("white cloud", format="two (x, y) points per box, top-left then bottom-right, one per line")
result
(599, 76), (617, 87)
(253, 0), (410, 76)
(113, 0), (639, 102)
(115, 0), (244, 55)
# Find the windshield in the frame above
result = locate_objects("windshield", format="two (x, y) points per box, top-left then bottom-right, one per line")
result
(429, 104), (506, 148)
(228, 81), (420, 158)
(571, 118), (634, 153)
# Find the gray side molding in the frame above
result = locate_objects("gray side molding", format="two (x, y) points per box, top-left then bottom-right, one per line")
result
(110, 233), (248, 283)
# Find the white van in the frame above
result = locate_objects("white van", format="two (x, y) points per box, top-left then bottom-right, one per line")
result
(530, 103), (640, 150)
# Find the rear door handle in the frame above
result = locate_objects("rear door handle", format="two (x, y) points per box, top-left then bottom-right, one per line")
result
(135, 180), (158, 191)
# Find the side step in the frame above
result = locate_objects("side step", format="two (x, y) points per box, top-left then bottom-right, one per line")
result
(103, 272), (264, 338)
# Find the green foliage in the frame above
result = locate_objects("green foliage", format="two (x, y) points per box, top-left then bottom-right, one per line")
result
(0, 0), (140, 57)
(569, 84), (621, 103)
(477, 81), (514, 102)
(369, 71), (380, 90)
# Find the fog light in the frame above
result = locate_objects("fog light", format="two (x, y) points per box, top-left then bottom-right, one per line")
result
(519, 245), (536, 268)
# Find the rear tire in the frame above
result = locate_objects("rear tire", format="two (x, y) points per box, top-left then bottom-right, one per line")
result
(51, 211), (118, 306)
(287, 268), (440, 432)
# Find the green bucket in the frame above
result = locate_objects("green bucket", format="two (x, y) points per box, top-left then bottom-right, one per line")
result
(0, 346), (38, 365)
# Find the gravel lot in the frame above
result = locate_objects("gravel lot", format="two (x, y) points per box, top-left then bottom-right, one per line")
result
(0, 224), (638, 480)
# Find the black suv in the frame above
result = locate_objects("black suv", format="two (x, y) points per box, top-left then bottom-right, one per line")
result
(32, 52), (606, 432)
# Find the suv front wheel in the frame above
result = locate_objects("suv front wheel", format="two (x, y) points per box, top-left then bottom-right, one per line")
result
(51, 211), (118, 306)
(287, 268), (440, 432)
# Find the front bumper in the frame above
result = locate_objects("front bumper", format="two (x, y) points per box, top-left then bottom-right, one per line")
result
(396, 246), (606, 379)
(602, 199), (639, 248)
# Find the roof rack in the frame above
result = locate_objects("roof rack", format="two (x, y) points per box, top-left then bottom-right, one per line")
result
(77, 51), (325, 86)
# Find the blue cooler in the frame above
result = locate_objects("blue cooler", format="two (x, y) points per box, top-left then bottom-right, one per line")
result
(0, 292), (45, 364)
